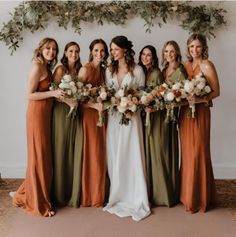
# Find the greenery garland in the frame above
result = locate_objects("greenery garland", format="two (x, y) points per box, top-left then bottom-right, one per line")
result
(0, 1), (227, 55)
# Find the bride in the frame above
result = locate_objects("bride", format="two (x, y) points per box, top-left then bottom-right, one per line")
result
(103, 35), (150, 221)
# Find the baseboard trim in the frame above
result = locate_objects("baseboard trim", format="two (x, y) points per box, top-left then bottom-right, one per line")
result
(0, 166), (26, 178)
(213, 164), (236, 179)
(0, 164), (236, 179)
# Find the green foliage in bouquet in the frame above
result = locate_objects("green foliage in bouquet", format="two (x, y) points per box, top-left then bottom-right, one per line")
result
(0, 1), (227, 55)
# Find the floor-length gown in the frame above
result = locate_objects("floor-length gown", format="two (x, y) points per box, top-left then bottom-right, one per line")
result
(13, 74), (54, 216)
(179, 62), (216, 213)
(81, 63), (106, 207)
(144, 68), (175, 207)
(103, 65), (150, 221)
(52, 70), (83, 207)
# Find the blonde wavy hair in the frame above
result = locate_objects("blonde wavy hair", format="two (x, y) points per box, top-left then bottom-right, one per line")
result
(161, 40), (182, 68)
(186, 33), (208, 61)
(33, 37), (59, 70)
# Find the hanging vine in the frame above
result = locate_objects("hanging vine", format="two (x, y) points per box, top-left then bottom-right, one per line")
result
(0, 1), (227, 54)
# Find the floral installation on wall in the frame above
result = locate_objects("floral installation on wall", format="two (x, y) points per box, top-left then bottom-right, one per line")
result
(0, 1), (227, 54)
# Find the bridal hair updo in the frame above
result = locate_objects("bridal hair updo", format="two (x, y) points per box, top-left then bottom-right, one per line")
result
(33, 37), (59, 70)
(88, 38), (109, 68)
(161, 40), (182, 68)
(186, 33), (209, 61)
(138, 45), (159, 76)
(110, 35), (135, 76)
(61, 41), (82, 75)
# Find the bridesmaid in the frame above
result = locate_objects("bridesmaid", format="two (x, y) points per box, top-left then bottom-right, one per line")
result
(78, 39), (109, 207)
(103, 36), (150, 221)
(160, 40), (187, 206)
(138, 45), (167, 206)
(52, 41), (83, 207)
(12, 38), (64, 217)
(179, 33), (220, 213)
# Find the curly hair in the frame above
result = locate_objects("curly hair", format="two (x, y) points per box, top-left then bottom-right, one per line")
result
(161, 40), (182, 68)
(186, 33), (209, 61)
(60, 41), (82, 75)
(33, 37), (59, 70)
(109, 35), (135, 76)
(138, 45), (159, 76)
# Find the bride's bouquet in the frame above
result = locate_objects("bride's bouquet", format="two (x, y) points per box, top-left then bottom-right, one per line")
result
(109, 85), (140, 126)
(50, 74), (78, 117)
(183, 72), (211, 118)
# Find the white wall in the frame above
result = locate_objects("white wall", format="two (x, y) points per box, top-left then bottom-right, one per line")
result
(0, 1), (235, 179)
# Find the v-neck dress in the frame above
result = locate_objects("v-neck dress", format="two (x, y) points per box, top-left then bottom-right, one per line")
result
(103, 65), (150, 221)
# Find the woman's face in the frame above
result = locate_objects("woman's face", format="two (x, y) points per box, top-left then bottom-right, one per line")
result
(188, 39), (203, 59)
(65, 44), (80, 63)
(164, 44), (177, 63)
(91, 43), (106, 63)
(141, 48), (153, 68)
(42, 41), (57, 62)
(110, 42), (125, 61)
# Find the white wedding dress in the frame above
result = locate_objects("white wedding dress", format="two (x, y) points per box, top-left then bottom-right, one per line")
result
(103, 65), (150, 221)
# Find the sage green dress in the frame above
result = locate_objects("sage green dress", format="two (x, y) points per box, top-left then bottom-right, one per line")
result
(52, 72), (83, 208)
(145, 66), (186, 207)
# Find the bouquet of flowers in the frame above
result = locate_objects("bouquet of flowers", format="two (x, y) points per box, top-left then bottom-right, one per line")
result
(50, 74), (78, 117)
(183, 72), (211, 118)
(109, 85), (140, 126)
(159, 82), (187, 122)
(94, 84), (116, 127)
(138, 85), (164, 126)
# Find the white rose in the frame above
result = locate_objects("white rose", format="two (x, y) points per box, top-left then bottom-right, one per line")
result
(166, 92), (175, 101)
(129, 104), (137, 112)
(204, 85), (211, 93)
(100, 91), (107, 100)
(117, 105), (126, 113)
(141, 95), (148, 104)
(71, 86), (77, 94)
(116, 89), (124, 98)
(172, 82), (181, 90)
(196, 81), (205, 90)
(194, 87), (201, 96)
(63, 74), (72, 82)
(184, 81), (194, 93)
(69, 81), (75, 86)
(59, 82), (67, 89)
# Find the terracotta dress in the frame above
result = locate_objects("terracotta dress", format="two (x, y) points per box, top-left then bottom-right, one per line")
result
(81, 63), (106, 207)
(179, 62), (216, 213)
(52, 69), (83, 207)
(13, 74), (53, 216)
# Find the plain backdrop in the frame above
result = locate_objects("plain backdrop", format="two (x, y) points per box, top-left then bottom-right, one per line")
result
(0, 1), (235, 178)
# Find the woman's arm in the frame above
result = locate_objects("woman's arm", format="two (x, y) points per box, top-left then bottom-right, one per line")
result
(27, 63), (64, 101)
(200, 60), (220, 101)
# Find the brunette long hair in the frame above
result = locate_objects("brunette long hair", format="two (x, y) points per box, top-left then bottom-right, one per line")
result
(109, 35), (135, 76)
(88, 38), (109, 68)
(60, 41), (82, 75)
(138, 45), (160, 76)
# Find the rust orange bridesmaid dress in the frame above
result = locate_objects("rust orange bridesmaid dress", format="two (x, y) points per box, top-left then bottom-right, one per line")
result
(81, 63), (106, 207)
(179, 62), (216, 213)
(13, 74), (54, 216)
